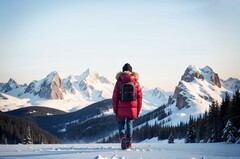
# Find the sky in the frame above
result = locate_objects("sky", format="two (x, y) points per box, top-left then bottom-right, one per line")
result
(0, 0), (240, 91)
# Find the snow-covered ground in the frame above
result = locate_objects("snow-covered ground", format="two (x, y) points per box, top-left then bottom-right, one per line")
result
(0, 142), (239, 159)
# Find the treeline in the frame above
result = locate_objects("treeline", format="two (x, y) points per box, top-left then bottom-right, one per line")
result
(104, 90), (240, 143)
(202, 90), (240, 143)
(0, 112), (59, 144)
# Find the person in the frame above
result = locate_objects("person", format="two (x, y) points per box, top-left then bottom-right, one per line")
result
(112, 63), (142, 149)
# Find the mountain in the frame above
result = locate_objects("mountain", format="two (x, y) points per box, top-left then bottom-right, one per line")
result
(1, 65), (239, 119)
(61, 69), (114, 111)
(62, 69), (113, 99)
(0, 78), (22, 93)
(124, 65), (240, 130)
(141, 87), (171, 114)
(100, 65), (240, 142)
(0, 70), (114, 112)
(24, 71), (66, 99)
(221, 77), (240, 93)
(160, 65), (239, 126)
(169, 65), (224, 109)
(2, 65), (239, 143)
(0, 69), (171, 113)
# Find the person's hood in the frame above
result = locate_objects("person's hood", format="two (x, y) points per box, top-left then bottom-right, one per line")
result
(115, 71), (139, 82)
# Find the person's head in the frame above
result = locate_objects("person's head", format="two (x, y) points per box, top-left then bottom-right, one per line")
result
(122, 63), (132, 72)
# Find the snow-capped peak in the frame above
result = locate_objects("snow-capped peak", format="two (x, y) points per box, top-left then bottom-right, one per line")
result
(7, 78), (19, 89)
(142, 87), (172, 110)
(7, 78), (17, 84)
(23, 71), (66, 99)
(45, 71), (59, 83)
(62, 69), (114, 102)
(164, 65), (233, 126)
(1, 66), (237, 115)
(202, 65), (213, 73)
(79, 68), (99, 83)
(181, 65), (221, 87)
(0, 78), (20, 93)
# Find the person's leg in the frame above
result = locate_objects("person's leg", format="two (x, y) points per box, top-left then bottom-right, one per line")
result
(126, 118), (134, 148)
(126, 118), (134, 137)
(118, 118), (127, 149)
(118, 118), (126, 138)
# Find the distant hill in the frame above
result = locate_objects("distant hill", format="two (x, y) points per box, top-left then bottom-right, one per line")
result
(6, 99), (115, 143)
(7, 106), (66, 120)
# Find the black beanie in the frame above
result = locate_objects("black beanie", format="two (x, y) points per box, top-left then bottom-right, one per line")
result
(122, 63), (132, 72)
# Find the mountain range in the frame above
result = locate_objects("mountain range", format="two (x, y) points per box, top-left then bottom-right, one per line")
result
(158, 65), (239, 126)
(0, 68), (170, 113)
(1, 65), (240, 143)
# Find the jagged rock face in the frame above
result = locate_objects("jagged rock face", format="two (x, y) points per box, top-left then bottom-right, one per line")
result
(176, 93), (189, 109)
(171, 65), (222, 110)
(39, 74), (66, 99)
(173, 84), (182, 99)
(169, 83), (191, 109)
(167, 96), (175, 105)
(181, 65), (221, 88)
(181, 67), (204, 82)
(201, 66), (221, 88)
(211, 73), (221, 88)
(25, 72), (66, 99)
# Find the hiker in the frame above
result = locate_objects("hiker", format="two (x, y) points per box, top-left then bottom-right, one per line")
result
(112, 63), (142, 149)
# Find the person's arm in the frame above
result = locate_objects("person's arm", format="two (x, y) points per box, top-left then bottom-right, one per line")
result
(136, 84), (142, 117)
(112, 81), (120, 116)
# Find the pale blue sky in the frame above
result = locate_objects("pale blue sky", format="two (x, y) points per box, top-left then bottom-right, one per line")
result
(0, 0), (240, 91)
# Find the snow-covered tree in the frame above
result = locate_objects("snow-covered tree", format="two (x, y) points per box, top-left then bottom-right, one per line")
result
(222, 120), (237, 143)
(185, 125), (196, 143)
(236, 129), (240, 144)
(168, 132), (174, 144)
(23, 126), (32, 144)
(1, 134), (7, 144)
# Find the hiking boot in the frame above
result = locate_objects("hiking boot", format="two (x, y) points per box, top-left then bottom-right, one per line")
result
(119, 134), (127, 150)
(126, 136), (133, 149)
(121, 137), (127, 150)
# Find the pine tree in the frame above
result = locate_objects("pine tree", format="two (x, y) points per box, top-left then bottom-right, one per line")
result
(207, 101), (221, 142)
(185, 125), (196, 143)
(222, 120), (237, 143)
(1, 134), (7, 144)
(228, 90), (240, 129)
(235, 129), (240, 144)
(196, 114), (206, 143)
(23, 126), (32, 144)
(220, 92), (230, 132)
(168, 132), (174, 143)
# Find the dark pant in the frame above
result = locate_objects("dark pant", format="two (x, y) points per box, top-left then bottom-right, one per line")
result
(118, 118), (134, 137)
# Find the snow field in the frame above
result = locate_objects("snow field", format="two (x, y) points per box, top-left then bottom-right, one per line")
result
(0, 142), (240, 159)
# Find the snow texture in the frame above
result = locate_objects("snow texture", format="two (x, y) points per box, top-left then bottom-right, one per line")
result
(0, 142), (239, 159)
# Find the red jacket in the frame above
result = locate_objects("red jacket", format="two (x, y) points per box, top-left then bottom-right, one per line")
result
(112, 71), (142, 119)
